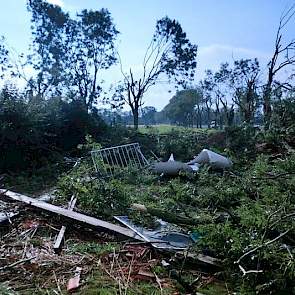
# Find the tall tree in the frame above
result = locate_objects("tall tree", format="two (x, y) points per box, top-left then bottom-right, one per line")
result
(65, 9), (118, 110)
(27, 0), (118, 109)
(230, 59), (260, 124)
(214, 63), (235, 127)
(200, 70), (214, 128)
(27, 0), (69, 96)
(263, 5), (295, 127)
(116, 17), (197, 129)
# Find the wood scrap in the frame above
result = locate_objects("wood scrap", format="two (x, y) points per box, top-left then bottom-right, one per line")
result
(175, 252), (222, 267)
(0, 256), (36, 271)
(0, 189), (56, 224)
(0, 189), (143, 241)
(53, 195), (77, 254)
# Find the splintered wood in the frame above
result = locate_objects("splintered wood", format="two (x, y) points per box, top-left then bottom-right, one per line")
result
(53, 195), (77, 254)
(0, 189), (143, 241)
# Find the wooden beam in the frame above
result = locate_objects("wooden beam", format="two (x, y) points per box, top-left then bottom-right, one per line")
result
(0, 190), (143, 241)
(53, 196), (77, 254)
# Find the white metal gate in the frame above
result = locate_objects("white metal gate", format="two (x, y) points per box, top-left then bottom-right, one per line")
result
(91, 143), (149, 177)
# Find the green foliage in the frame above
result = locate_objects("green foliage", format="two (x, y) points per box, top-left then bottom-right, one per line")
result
(163, 88), (203, 127)
(0, 85), (107, 172)
(57, 161), (131, 219)
(225, 124), (258, 159)
(27, 0), (118, 106)
(194, 153), (295, 293)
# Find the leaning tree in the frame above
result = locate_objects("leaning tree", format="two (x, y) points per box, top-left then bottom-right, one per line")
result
(115, 17), (198, 129)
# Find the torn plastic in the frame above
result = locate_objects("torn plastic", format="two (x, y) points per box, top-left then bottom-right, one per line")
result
(114, 216), (193, 250)
(187, 149), (232, 169)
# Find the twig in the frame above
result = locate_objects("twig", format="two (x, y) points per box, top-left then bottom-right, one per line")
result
(238, 264), (263, 276)
(270, 212), (295, 229)
(261, 207), (284, 243)
(153, 271), (163, 295)
(251, 172), (295, 180)
(124, 254), (134, 295)
(53, 271), (63, 295)
(236, 229), (291, 264)
(150, 150), (160, 161)
(0, 256), (36, 271)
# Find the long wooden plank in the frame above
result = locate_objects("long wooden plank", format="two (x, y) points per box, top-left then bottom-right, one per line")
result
(0, 190), (143, 241)
(53, 196), (77, 253)
(0, 189), (56, 224)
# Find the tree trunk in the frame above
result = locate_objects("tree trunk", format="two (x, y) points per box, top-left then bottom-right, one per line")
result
(132, 107), (139, 130)
(263, 82), (272, 129)
(206, 107), (211, 128)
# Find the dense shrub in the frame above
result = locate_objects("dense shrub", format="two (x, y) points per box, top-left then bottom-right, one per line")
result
(0, 87), (107, 172)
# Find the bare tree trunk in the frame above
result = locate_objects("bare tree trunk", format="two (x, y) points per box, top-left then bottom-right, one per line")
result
(206, 105), (211, 128)
(132, 107), (139, 130)
(263, 81), (272, 128)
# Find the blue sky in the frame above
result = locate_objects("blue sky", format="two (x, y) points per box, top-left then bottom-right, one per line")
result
(0, 0), (294, 110)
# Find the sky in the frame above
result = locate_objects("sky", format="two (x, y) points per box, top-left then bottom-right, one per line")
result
(0, 0), (295, 110)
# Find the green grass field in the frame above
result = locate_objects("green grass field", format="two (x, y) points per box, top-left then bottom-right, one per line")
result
(138, 124), (215, 134)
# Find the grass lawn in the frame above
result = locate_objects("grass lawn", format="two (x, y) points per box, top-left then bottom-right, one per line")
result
(138, 124), (215, 134)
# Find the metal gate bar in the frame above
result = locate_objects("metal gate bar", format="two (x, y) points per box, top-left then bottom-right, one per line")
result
(91, 143), (149, 177)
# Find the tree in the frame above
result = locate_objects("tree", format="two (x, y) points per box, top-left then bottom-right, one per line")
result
(141, 106), (157, 125)
(27, 0), (118, 109)
(214, 63), (235, 127)
(27, 0), (70, 96)
(201, 59), (260, 128)
(116, 17), (197, 129)
(0, 36), (10, 79)
(201, 66), (232, 128)
(163, 89), (202, 127)
(230, 59), (260, 124)
(65, 9), (118, 110)
(200, 71), (214, 128)
(263, 5), (295, 127)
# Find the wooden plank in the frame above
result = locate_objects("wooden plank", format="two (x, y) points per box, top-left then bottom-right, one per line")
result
(0, 190), (143, 241)
(0, 189), (56, 224)
(53, 196), (77, 253)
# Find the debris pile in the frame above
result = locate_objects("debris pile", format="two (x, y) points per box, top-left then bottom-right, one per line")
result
(0, 143), (232, 293)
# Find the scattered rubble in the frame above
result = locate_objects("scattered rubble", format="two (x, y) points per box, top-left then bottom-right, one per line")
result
(0, 144), (230, 293)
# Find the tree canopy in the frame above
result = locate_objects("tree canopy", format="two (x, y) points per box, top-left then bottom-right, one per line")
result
(111, 16), (198, 129)
(163, 88), (202, 127)
(27, 0), (119, 109)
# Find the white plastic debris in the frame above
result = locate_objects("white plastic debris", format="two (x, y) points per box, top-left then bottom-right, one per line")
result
(168, 153), (175, 161)
(152, 160), (193, 176)
(187, 149), (232, 169)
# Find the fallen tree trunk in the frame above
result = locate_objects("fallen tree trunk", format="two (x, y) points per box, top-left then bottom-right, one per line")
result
(0, 190), (143, 241)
